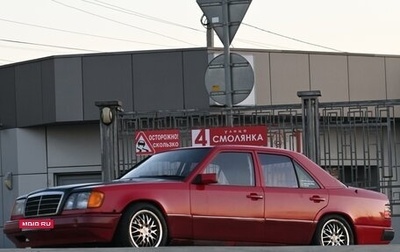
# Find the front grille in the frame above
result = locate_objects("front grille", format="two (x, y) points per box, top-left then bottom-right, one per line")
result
(24, 192), (63, 217)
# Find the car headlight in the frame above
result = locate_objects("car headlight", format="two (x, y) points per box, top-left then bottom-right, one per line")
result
(64, 191), (104, 210)
(11, 198), (26, 216)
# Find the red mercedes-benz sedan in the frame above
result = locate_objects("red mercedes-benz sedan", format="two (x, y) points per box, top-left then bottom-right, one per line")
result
(4, 145), (394, 247)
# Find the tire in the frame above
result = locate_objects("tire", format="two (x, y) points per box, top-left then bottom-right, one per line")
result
(313, 215), (354, 246)
(115, 203), (168, 247)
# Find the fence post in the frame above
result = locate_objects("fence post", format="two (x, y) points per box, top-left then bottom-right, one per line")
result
(297, 91), (321, 164)
(95, 101), (122, 182)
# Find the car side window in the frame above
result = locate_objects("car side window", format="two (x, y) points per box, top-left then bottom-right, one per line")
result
(204, 152), (255, 186)
(294, 161), (320, 188)
(259, 153), (320, 189)
(259, 154), (298, 188)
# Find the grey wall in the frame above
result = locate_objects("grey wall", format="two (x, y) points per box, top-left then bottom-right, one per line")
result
(0, 128), (47, 247)
(0, 48), (210, 129)
(182, 50), (210, 109)
(0, 124), (102, 247)
(132, 51), (184, 111)
(2, 48), (400, 129)
(246, 50), (400, 105)
(83, 54), (133, 120)
(0, 66), (16, 128)
(15, 63), (44, 127)
(132, 50), (209, 112)
(47, 124), (100, 169)
(0, 175), (4, 248)
(310, 54), (349, 102)
(385, 57), (400, 100)
(53, 57), (84, 122)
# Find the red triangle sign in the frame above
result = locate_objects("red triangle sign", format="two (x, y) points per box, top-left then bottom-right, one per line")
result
(135, 131), (155, 155)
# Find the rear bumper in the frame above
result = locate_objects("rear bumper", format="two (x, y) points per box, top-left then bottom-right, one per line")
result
(382, 228), (395, 242)
(355, 225), (395, 244)
(3, 213), (121, 248)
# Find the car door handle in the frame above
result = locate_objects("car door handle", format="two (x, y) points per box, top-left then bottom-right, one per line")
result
(247, 193), (264, 200)
(309, 195), (326, 202)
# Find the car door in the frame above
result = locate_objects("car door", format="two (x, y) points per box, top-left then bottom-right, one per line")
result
(190, 151), (265, 243)
(258, 153), (329, 245)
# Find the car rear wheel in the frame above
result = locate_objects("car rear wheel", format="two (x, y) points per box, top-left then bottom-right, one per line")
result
(115, 203), (168, 247)
(313, 215), (354, 246)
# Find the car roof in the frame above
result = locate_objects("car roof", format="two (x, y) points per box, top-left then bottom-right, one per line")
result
(181, 144), (299, 154)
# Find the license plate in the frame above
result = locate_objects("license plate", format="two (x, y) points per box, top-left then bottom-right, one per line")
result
(19, 219), (54, 229)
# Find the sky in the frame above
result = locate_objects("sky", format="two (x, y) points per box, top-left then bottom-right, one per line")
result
(1, 0), (400, 66)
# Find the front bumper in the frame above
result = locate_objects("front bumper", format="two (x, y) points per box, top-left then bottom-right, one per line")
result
(3, 213), (121, 248)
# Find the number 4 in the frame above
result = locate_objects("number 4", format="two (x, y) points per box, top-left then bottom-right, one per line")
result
(191, 129), (210, 146)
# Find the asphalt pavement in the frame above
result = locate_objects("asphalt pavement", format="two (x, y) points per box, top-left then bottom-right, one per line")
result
(1, 246), (400, 252)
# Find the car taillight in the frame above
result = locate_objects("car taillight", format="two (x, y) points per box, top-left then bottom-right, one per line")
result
(384, 204), (391, 219)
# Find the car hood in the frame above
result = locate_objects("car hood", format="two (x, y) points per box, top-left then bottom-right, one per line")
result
(22, 177), (181, 197)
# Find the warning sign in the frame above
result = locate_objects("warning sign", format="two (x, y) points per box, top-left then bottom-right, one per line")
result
(135, 131), (155, 154)
(191, 126), (267, 146)
(135, 130), (180, 155)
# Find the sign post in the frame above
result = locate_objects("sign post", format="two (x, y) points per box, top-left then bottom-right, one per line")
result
(197, 0), (252, 126)
(222, 1), (233, 125)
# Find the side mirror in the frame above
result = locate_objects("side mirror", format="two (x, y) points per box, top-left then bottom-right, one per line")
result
(195, 173), (218, 185)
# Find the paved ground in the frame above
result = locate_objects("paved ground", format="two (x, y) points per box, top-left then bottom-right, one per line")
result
(1, 246), (400, 252)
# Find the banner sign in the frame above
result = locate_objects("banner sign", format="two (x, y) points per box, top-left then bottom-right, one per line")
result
(135, 130), (180, 155)
(191, 126), (267, 146)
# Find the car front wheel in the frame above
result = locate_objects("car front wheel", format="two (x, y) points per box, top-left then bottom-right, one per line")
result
(313, 215), (354, 246)
(115, 203), (168, 247)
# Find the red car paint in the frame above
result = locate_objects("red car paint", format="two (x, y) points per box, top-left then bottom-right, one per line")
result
(4, 145), (394, 247)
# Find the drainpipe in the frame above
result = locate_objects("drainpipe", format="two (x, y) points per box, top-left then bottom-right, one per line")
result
(297, 90), (321, 164)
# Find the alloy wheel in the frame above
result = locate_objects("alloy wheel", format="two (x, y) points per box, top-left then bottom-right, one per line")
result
(320, 219), (350, 246)
(129, 209), (163, 247)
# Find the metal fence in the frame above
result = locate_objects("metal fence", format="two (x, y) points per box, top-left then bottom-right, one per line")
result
(111, 99), (400, 215)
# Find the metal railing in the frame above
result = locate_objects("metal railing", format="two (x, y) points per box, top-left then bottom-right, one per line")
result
(97, 99), (400, 215)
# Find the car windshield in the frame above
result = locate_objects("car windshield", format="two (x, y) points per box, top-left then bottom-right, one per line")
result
(120, 148), (211, 180)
